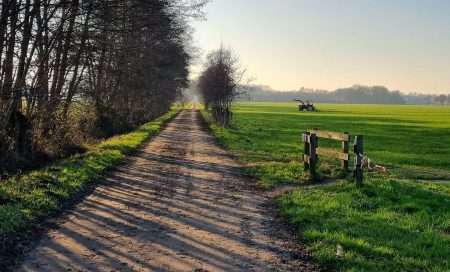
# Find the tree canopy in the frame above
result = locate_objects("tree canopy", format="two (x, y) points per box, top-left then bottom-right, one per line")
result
(0, 0), (207, 173)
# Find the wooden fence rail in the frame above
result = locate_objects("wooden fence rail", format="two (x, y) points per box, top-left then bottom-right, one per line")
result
(303, 129), (364, 184)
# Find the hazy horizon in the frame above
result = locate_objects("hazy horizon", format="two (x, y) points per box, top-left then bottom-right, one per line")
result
(191, 0), (450, 95)
(235, 84), (444, 96)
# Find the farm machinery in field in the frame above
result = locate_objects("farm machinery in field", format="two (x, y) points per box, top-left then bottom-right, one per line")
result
(294, 99), (317, 112)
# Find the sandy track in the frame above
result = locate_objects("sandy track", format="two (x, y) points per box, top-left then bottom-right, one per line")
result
(16, 110), (317, 272)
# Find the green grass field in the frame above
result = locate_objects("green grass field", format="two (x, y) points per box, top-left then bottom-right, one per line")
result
(202, 102), (450, 271)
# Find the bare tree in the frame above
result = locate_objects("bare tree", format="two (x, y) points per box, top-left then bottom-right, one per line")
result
(198, 46), (243, 126)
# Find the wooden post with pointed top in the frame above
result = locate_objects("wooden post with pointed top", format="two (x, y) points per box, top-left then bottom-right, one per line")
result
(342, 132), (349, 170)
(303, 132), (311, 171)
(354, 135), (364, 184)
(303, 131), (317, 180)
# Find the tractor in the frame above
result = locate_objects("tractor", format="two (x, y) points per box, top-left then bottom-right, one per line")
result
(294, 99), (317, 112)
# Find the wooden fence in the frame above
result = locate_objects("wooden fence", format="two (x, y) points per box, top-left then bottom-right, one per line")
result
(303, 129), (364, 184)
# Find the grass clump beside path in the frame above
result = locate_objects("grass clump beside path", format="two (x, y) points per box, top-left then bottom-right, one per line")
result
(201, 102), (450, 271)
(0, 109), (179, 257)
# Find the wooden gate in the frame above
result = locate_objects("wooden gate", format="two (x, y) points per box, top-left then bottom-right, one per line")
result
(303, 129), (364, 183)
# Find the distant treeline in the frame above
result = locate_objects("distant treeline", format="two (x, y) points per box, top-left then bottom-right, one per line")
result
(238, 85), (450, 105)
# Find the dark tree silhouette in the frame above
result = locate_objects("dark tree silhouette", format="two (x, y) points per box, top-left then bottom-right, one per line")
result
(0, 0), (208, 174)
(434, 94), (448, 105)
(198, 46), (243, 126)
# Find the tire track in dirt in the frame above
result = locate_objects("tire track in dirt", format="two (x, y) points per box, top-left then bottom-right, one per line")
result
(15, 110), (318, 272)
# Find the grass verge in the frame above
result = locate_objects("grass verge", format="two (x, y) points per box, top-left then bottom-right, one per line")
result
(201, 107), (450, 271)
(278, 178), (450, 271)
(0, 109), (179, 262)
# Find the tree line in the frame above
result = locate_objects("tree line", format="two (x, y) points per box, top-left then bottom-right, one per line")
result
(0, 0), (206, 174)
(239, 85), (450, 105)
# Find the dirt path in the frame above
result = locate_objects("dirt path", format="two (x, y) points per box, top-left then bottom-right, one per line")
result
(16, 110), (317, 272)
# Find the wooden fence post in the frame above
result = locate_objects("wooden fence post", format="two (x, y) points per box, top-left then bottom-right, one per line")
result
(309, 133), (317, 180)
(342, 132), (349, 170)
(303, 131), (317, 180)
(354, 135), (364, 184)
(303, 132), (311, 171)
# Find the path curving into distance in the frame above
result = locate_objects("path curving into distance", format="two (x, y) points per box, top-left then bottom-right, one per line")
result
(16, 110), (317, 272)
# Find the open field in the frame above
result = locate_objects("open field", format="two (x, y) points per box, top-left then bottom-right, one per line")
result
(204, 102), (450, 186)
(202, 102), (450, 271)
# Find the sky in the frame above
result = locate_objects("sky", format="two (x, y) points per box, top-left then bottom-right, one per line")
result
(190, 0), (450, 94)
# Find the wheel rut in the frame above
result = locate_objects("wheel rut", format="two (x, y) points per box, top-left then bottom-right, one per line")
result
(16, 110), (318, 272)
